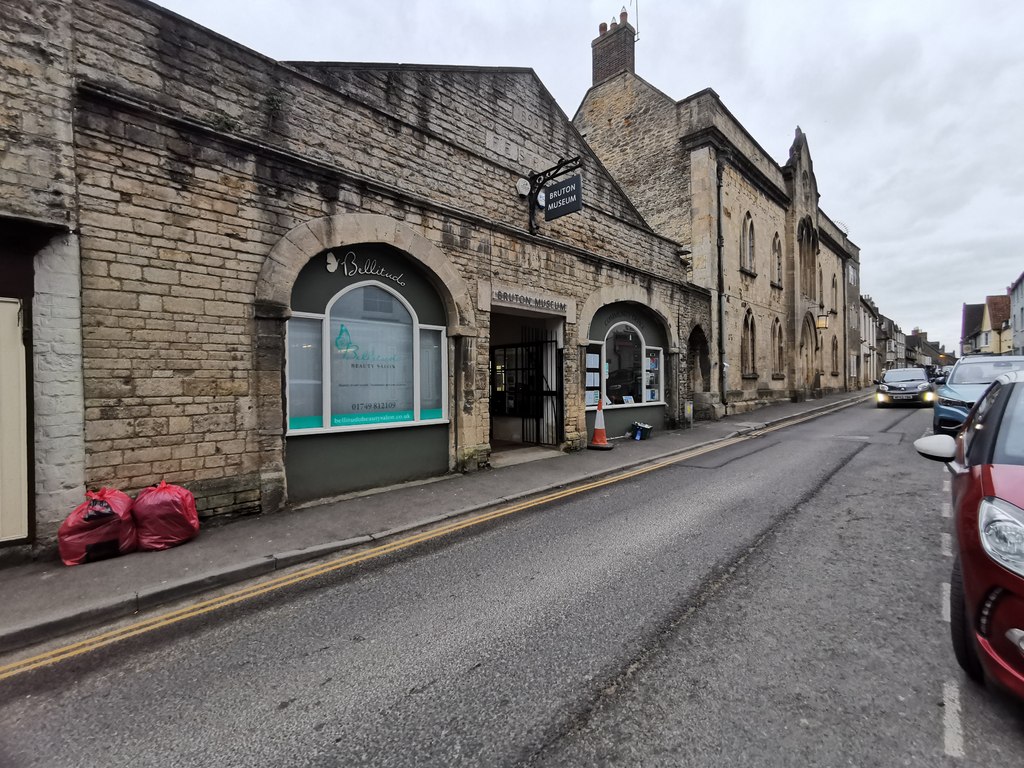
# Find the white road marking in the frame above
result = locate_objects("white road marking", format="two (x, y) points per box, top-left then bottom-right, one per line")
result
(942, 501), (952, 518)
(943, 680), (965, 758)
(941, 533), (953, 558)
(943, 478), (950, 493)
(942, 583), (951, 623)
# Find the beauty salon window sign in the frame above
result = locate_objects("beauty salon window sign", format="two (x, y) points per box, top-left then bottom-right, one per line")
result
(287, 282), (446, 433)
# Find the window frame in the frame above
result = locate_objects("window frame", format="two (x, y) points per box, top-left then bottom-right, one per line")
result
(741, 310), (757, 377)
(740, 212), (756, 276)
(771, 233), (783, 288)
(286, 280), (449, 435)
(585, 321), (665, 410)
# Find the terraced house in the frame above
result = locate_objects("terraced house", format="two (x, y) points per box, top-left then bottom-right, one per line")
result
(1, 0), (713, 550)
(575, 12), (861, 417)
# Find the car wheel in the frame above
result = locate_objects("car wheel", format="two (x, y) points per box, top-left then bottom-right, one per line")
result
(950, 557), (984, 684)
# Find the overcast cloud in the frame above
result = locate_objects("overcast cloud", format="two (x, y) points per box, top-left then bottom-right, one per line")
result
(152, 0), (1024, 353)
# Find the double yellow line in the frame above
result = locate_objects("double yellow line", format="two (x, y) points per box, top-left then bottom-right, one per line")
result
(0, 436), (753, 682)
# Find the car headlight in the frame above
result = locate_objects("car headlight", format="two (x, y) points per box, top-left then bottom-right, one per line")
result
(938, 396), (970, 409)
(917, 383), (930, 391)
(979, 497), (1024, 577)
(878, 384), (889, 392)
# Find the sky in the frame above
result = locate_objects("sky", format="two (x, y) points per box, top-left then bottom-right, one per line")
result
(151, 0), (1024, 355)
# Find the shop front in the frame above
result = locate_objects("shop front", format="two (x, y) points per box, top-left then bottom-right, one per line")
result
(584, 301), (671, 440)
(283, 242), (452, 502)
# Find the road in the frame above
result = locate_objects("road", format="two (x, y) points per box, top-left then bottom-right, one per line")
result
(1, 402), (1022, 766)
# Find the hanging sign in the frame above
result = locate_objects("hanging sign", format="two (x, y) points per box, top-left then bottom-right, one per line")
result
(544, 174), (583, 221)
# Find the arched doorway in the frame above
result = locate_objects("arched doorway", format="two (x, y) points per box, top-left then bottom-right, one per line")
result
(687, 326), (711, 393)
(799, 313), (818, 391)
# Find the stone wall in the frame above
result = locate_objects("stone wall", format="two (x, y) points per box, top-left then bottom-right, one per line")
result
(0, 0), (77, 229)
(9, 0), (710, 526)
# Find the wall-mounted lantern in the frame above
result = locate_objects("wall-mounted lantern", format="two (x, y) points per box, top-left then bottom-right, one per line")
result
(815, 314), (830, 330)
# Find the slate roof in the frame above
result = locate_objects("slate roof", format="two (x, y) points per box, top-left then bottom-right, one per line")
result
(987, 294), (1011, 329)
(962, 303), (984, 340)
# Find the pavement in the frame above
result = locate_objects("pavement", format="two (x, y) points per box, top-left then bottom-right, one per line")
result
(0, 389), (873, 656)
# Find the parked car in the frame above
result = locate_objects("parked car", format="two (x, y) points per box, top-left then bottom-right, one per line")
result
(914, 370), (1024, 700)
(874, 367), (934, 408)
(933, 355), (1024, 436)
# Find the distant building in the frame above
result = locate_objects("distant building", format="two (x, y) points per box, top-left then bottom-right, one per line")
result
(962, 297), (1012, 355)
(1009, 272), (1024, 355)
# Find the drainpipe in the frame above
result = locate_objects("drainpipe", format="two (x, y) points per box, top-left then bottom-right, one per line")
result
(452, 334), (460, 471)
(716, 151), (729, 415)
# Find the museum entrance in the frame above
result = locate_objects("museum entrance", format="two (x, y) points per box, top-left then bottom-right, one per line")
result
(489, 313), (563, 448)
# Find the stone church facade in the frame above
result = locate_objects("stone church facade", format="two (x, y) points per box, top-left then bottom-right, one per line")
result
(575, 12), (861, 417)
(1, 0), (711, 549)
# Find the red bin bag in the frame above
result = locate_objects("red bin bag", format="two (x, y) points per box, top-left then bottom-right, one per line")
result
(132, 481), (200, 551)
(58, 488), (137, 566)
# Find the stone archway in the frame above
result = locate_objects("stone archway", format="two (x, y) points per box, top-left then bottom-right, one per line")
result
(687, 325), (711, 393)
(255, 213), (475, 328)
(576, 284), (679, 350)
(252, 213), (477, 513)
(799, 313), (818, 391)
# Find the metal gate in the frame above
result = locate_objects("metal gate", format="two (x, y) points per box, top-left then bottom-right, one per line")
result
(490, 329), (563, 446)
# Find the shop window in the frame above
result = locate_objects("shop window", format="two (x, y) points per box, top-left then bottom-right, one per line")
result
(588, 322), (663, 407)
(287, 282), (447, 432)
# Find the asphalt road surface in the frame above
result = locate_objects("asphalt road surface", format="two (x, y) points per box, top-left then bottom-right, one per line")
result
(2, 402), (1022, 766)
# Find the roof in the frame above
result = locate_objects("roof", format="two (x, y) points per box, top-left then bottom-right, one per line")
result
(987, 294), (1011, 328)
(962, 303), (984, 339)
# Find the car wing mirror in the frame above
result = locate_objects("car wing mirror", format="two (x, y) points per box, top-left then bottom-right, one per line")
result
(913, 434), (956, 463)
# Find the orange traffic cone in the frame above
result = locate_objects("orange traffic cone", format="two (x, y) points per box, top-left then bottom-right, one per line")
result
(587, 398), (615, 450)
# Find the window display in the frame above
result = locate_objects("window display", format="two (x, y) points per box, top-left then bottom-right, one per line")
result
(586, 322), (663, 408)
(287, 283), (447, 432)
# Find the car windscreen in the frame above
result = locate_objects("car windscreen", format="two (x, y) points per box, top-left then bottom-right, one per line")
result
(949, 359), (1024, 385)
(993, 383), (1024, 467)
(882, 370), (926, 382)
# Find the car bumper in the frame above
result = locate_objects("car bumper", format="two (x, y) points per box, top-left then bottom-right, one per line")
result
(964, 552), (1024, 700)
(875, 390), (934, 406)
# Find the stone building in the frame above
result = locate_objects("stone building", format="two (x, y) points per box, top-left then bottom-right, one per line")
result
(859, 296), (880, 387)
(0, 0), (711, 550)
(574, 12), (861, 417)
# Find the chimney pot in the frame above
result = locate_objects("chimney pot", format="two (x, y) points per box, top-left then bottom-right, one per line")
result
(620, 10), (628, 24)
(591, 10), (636, 85)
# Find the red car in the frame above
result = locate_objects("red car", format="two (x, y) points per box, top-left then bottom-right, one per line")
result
(915, 370), (1024, 700)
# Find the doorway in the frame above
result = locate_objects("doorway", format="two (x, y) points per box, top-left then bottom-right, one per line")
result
(0, 298), (28, 542)
(489, 314), (563, 447)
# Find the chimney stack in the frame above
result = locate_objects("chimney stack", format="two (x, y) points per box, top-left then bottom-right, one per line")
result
(592, 10), (635, 85)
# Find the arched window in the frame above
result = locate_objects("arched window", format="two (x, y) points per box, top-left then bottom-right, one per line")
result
(741, 213), (755, 273)
(772, 318), (784, 376)
(287, 281), (447, 432)
(831, 275), (838, 312)
(595, 322), (664, 406)
(818, 267), (824, 307)
(741, 311), (756, 376)
(831, 336), (839, 375)
(772, 233), (782, 287)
